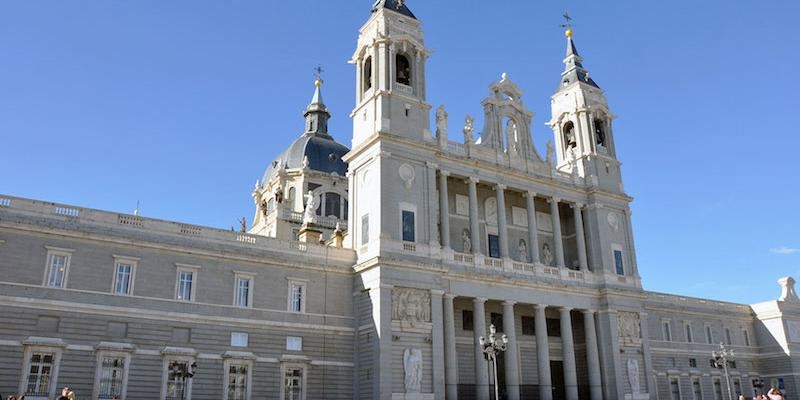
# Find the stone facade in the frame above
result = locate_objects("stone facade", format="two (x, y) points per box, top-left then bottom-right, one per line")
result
(1, 2), (799, 400)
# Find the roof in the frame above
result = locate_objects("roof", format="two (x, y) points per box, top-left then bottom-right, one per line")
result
(262, 133), (349, 183)
(371, 0), (417, 19)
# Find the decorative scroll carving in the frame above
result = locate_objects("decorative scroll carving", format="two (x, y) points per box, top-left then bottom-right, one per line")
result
(392, 288), (431, 328)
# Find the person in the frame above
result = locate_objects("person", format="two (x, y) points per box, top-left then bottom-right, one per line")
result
(767, 388), (784, 400)
(58, 387), (75, 400)
(739, 394), (746, 400)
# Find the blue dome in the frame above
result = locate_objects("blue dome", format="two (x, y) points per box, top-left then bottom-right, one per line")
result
(262, 133), (349, 183)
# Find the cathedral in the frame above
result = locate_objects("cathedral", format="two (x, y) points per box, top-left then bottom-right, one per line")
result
(1, 2), (799, 400)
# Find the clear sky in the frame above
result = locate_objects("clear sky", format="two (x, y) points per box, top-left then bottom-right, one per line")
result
(1, 1), (798, 305)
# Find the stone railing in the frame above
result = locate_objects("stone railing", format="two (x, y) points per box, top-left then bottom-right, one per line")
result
(278, 207), (347, 230)
(0, 195), (355, 263)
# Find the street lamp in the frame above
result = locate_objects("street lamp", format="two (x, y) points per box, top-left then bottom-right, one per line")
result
(712, 343), (735, 400)
(480, 323), (508, 400)
(171, 361), (198, 400)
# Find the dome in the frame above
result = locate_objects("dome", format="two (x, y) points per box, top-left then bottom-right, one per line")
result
(262, 133), (349, 183)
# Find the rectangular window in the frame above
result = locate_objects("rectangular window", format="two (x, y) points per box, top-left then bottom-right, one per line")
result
(25, 352), (55, 397)
(743, 329), (750, 346)
(226, 364), (249, 400)
(689, 358), (697, 368)
(98, 357), (125, 399)
(44, 248), (72, 288)
(733, 378), (741, 395)
(288, 281), (306, 313)
(693, 378), (703, 400)
(462, 310), (474, 331)
(361, 214), (369, 245)
(176, 271), (194, 301)
(686, 324), (693, 343)
(706, 326), (714, 344)
(286, 336), (303, 351)
(521, 316), (535, 336)
(490, 313), (503, 331)
(546, 318), (561, 337)
(231, 332), (248, 347)
(613, 249), (625, 275)
(284, 367), (304, 400)
(488, 234), (500, 258)
(113, 257), (138, 295)
(401, 210), (415, 242)
(663, 321), (672, 341)
(670, 377), (681, 400)
(725, 328), (732, 345)
(713, 379), (723, 400)
(165, 360), (191, 400)
(234, 275), (253, 308)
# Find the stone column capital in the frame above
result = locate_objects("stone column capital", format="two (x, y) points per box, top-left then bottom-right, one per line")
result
(443, 293), (457, 300)
(466, 176), (479, 184)
(570, 202), (584, 209)
(495, 183), (507, 191)
(473, 297), (488, 304)
(430, 289), (445, 297)
(534, 303), (549, 311)
(548, 196), (561, 204)
(502, 300), (517, 307)
(426, 161), (439, 169)
(524, 191), (537, 199)
(559, 306), (573, 313)
(440, 170), (450, 177)
(582, 309), (596, 315)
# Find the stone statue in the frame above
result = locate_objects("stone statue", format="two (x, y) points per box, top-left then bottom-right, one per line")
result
(627, 358), (640, 394)
(518, 239), (529, 263)
(302, 155), (310, 169)
(259, 199), (268, 217)
(462, 228), (472, 253)
(541, 243), (553, 266)
(403, 348), (422, 393)
(302, 190), (317, 225)
(435, 105), (448, 139)
(274, 187), (283, 204)
(463, 115), (475, 144)
(239, 217), (246, 233)
(779, 277), (800, 302)
(546, 140), (555, 165)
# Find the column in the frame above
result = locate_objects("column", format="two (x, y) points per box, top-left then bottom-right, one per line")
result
(525, 191), (540, 264)
(439, 171), (451, 249)
(502, 301), (520, 400)
(549, 197), (565, 268)
(431, 290), (445, 400)
(473, 297), (490, 400)
(443, 294), (458, 400)
(560, 307), (578, 400)
(427, 162), (439, 248)
(534, 304), (552, 400)
(372, 284), (393, 400)
(467, 177), (481, 255)
(573, 203), (588, 271)
(495, 184), (509, 258)
(583, 310), (603, 400)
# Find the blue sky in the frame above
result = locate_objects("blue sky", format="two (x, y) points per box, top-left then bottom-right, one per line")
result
(1, 1), (798, 305)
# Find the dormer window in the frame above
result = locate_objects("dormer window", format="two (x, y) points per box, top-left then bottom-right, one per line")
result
(594, 119), (606, 147)
(363, 57), (373, 92)
(396, 54), (411, 86)
(563, 121), (576, 149)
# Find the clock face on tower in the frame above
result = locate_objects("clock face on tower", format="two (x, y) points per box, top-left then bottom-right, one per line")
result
(485, 197), (498, 225)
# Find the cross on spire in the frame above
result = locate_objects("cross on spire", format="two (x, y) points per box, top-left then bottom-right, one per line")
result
(560, 12), (573, 29)
(314, 65), (324, 82)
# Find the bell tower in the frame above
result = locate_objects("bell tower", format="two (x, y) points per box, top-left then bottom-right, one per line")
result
(350, 0), (431, 148)
(548, 28), (623, 194)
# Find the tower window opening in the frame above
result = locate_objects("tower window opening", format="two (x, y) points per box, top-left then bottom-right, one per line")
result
(396, 54), (411, 86)
(363, 57), (373, 92)
(563, 121), (576, 150)
(594, 119), (606, 146)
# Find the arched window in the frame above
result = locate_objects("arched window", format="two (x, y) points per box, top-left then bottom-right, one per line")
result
(325, 192), (342, 218)
(363, 57), (373, 92)
(288, 187), (296, 204)
(563, 121), (576, 149)
(396, 54), (411, 86)
(594, 118), (606, 146)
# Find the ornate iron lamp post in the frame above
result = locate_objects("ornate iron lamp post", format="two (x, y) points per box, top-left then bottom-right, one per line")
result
(712, 343), (735, 400)
(480, 323), (508, 400)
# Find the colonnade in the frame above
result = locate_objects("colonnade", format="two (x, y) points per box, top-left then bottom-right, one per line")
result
(442, 295), (603, 400)
(438, 171), (589, 270)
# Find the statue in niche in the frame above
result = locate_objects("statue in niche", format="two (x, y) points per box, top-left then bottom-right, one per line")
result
(618, 311), (641, 339)
(239, 217), (247, 233)
(546, 140), (555, 165)
(392, 288), (431, 328)
(507, 119), (519, 153)
(541, 243), (553, 266)
(259, 199), (268, 217)
(302, 190), (317, 225)
(627, 359), (641, 394)
(403, 348), (422, 393)
(274, 187), (283, 204)
(435, 105), (448, 138)
(463, 115), (475, 144)
(518, 239), (529, 263)
(462, 228), (472, 253)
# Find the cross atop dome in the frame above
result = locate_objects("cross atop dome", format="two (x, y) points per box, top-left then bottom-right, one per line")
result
(371, 0), (416, 19)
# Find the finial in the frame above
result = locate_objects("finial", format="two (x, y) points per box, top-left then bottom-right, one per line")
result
(314, 64), (324, 87)
(501, 72), (508, 81)
(560, 12), (574, 37)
